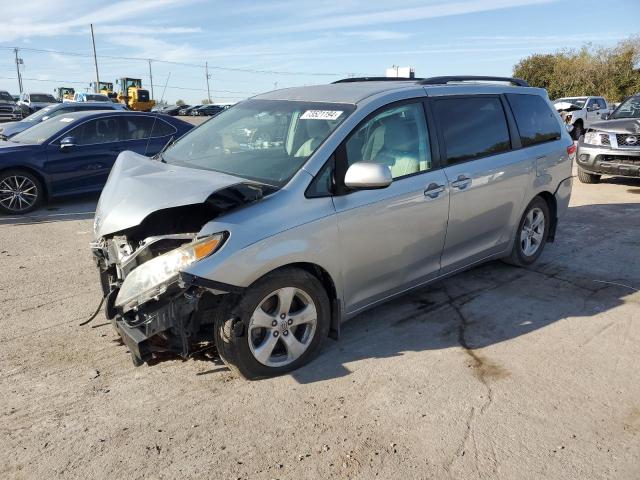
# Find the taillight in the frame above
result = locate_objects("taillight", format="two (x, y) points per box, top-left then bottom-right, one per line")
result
(567, 144), (576, 157)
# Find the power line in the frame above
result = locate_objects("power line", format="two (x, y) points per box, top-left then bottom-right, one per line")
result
(0, 75), (259, 94)
(0, 45), (358, 77)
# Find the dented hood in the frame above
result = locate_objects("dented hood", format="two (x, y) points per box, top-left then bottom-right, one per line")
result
(589, 118), (640, 134)
(554, 101), (582, 112)
(94, 150), (248, 238)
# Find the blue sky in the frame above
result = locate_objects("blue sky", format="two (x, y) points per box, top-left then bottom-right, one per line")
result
(0, 0), (637, 104)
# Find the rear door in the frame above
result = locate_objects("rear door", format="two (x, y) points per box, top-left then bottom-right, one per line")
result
(432, 95), (530, 273)
(44, 116), (124, 194)
(332, 100), (450, 314)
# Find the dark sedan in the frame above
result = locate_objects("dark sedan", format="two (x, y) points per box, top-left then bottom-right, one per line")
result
(0, 101), (128, 140)
(0, 111), (192, 214)
(192, 104), (226, 116)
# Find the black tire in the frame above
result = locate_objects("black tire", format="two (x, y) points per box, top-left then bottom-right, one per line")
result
(571, 122), (583, 141)
(577, 166), (601, 184)
(0, 169), (44, 215)
(214, 268), (331, 379)
(504, 196), (550, 267)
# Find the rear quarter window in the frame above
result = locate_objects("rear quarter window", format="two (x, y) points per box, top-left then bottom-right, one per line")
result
(433, 96), (511, 164)
(506, 94), (561, 147)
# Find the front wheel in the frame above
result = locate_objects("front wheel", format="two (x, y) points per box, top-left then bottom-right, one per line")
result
(0, 169), (44, 215)
(577, 167), (601, 184)
(504, 197), (550, 267)
(214, 268), (331, 379)
(571, 122), (583, 141)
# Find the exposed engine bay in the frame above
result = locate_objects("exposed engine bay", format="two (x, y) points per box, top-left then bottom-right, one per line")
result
(90, 182), (270, 365)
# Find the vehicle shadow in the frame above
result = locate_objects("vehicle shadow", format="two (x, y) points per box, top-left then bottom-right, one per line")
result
(0, 193), (98, 226)
(290, 202), (640, 384)
(599, 176), (640, 193)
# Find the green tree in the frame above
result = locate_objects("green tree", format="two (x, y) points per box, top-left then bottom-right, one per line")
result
(513, 36), (640, 102)
(176, 99), (186, 106)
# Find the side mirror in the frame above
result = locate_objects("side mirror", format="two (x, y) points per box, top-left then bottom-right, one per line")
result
(60, 136), (77, 150)
(601, 113), (610, 120)
(344, 162), (392, 190)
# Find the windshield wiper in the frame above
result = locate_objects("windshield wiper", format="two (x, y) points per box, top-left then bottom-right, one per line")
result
(154, 135), (174, 163)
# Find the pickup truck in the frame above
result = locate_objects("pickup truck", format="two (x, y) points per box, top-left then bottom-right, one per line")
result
(554, 96), (611, 140)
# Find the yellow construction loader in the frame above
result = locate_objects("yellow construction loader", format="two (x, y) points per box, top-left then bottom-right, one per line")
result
(115, 78), (155, 111)
(90, 81), (118, 102)
(54, 87), (75, 102)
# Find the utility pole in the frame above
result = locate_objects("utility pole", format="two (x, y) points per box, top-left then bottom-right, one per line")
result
(14, 48), (23, 94)
(205, 61), (212, 104)
(148, 59), (154, 99)
(90, 24), (100, 92)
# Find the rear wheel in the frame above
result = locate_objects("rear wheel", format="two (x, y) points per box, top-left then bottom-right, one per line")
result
(0, 169), (43, 215)
(504, 197), (550, 267)
(214, 268), (330, 379)
(577, 167), (601, 184)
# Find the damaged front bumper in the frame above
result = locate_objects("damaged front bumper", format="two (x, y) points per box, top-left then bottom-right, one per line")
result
(91, 235), (240, 365)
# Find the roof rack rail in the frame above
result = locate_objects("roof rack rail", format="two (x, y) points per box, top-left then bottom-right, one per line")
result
(332, 76), (424, 84)
(420, 76), (530, 87)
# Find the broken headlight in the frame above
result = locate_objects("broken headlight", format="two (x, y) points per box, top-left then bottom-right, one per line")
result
(115, 233), (225, 312)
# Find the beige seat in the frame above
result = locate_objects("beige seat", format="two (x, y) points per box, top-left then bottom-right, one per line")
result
(370, 119), (420, 178)
(295, 120), (331, 157)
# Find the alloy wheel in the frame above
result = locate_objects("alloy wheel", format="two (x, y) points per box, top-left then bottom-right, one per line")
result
(0, 175), (38, 213)
(248, 287), (318, 367)
(520, 207), (545, 257)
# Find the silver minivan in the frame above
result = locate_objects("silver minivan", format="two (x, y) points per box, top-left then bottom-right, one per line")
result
(91, 76), (574, 378)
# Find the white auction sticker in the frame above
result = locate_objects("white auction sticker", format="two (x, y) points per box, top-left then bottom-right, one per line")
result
(59, 117), (74, 123)
(300, 110), (343, 120)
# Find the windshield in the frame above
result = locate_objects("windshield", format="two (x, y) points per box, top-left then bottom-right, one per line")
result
(609, 96), (640, 119)
(555, 97), (587, 108)
(162, 99), (355, 185)
(10, 115), (75, 144)
(0, 91), (13, 102)
(30, 94), (56, 103)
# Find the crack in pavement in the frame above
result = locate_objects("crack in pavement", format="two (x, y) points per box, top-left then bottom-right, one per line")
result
(442, 283), (509, 479)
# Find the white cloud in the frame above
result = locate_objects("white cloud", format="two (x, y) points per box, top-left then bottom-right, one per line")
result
(343, 30), (412, 41)
(0, 0), (198, 41)
(262, 0), (557, 33)
(91, 25), (202, 35)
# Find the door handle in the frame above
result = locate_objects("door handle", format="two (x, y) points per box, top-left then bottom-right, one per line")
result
(450, 175), (472, 190)
(424, 182), (445, 199)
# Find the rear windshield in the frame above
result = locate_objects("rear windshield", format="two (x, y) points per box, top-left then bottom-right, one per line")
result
(30, 94), (56, 103)
(10, 116), (75, 144)
(22, 105), (58, 122)
(84, 94), (109, 102)
(162, 99), (355, 186)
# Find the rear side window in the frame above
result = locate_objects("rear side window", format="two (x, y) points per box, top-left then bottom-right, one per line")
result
(433, 97), (510, 164)
(121, 116), (176, 140)
(506, 94), (561, 147)
(70, 118), (121, 145)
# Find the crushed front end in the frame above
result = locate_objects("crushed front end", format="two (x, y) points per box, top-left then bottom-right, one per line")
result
(91, 232), (237, 366)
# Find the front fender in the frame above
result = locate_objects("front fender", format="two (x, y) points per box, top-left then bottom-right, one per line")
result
(183, 205), (342, 301)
